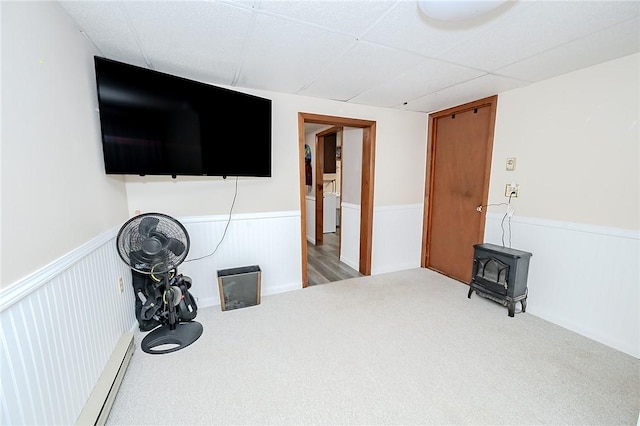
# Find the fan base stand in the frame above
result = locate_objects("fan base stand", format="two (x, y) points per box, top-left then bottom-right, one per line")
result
(141, 321), (203, 355)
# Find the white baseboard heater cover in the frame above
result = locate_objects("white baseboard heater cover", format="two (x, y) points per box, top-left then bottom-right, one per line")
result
(76, 332), (135, 426)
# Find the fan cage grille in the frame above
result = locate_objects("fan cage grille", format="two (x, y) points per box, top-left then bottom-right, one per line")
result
(116, 213), (190, 274)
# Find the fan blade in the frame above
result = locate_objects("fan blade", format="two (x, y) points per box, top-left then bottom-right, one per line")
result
(139, 216), (160, 237)
(166, 238), (186, 257)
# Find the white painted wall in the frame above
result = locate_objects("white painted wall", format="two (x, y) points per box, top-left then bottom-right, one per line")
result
(303, 126), (342, 194)
(341, 128), (364, 206)
(303, 124), (338, 198)
(1, 2), (129, 289)
(339, 128), (364, 266)
(123, 92), (428, 218)
(304, 125), (357, 242)
(303, 127), (319, 197)
(489, 53), (639, 230)
(486, 53), (640, 357)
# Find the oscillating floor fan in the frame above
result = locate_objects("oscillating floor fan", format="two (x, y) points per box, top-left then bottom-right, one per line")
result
(116, 213), (203, 354)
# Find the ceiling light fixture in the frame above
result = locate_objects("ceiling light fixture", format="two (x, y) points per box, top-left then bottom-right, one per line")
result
(417, 0), (509, 22)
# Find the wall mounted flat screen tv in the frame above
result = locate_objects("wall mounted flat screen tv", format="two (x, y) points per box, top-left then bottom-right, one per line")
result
(94, 56), (272, 177)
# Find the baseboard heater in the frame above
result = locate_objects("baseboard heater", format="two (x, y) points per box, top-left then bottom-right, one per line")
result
(76, 332), (135, 426)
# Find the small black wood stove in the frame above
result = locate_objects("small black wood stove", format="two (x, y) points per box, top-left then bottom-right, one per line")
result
(467, 243), (532, 317)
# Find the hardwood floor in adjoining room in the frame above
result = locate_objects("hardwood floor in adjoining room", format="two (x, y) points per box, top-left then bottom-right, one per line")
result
(307, 231), (362, 286)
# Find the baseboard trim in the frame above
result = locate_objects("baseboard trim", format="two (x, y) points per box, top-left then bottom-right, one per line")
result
(198, 282), (301, 309)
(75, 332), (135, 426)
(485, 213), (639, 240)
(180, 210), (300, 224)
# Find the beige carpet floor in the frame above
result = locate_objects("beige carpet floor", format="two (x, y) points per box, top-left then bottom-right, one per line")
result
(106, 268), (639, 425)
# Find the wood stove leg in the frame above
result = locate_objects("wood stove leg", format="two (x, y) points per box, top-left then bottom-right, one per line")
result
(467, 287), (473, 299)
(508, 302), (515, 317)
(521, 298), (527, 313)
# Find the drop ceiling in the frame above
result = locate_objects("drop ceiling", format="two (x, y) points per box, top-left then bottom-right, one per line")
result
(59, 0), (640, 114)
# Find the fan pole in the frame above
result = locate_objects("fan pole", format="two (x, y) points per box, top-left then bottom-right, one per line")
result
(141, 269), (203, 355)
(165, 275), (177, 330)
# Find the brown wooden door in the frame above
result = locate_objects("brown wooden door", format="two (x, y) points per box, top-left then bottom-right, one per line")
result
(423, 96), (497, 283)
(324, 133), (337, 173)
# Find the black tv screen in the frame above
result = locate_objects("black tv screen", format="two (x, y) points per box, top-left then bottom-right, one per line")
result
(94, 56), (272, 177)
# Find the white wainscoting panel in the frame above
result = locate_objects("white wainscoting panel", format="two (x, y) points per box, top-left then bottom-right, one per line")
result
(340, 203), (361, 270)
(0, 211), (304, 424)
(179, 211), (303, 307)
(485, 213), (640, 358)
(0, 230), (136, 425)
(305, 196), (316, 244)
(371, 204), (424, 275)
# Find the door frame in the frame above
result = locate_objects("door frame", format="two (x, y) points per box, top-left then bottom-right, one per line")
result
(420, 95), (498, 271)
(298, 112), (376, 287)
(314, 127), (341, 246)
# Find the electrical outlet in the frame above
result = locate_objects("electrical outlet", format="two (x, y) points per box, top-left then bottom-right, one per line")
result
(118, 277), (124, 293)
(505, 184), (520, 197)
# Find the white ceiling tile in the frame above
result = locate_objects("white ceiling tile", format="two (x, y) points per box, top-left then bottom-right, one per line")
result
(236, 13), (355, 93)
(496, 17), (640, 82)
(299, 41), (425, 101)
(256, 0), (397, 36)
(58, 1), (147, 68)
(363, 0), (525, 58)
(350, 58), (485, 107)
(440, 1), (640, 72)
(404, 74), (529, 113)
(58, 0), (640, 113)
(122, 2), (254, 85)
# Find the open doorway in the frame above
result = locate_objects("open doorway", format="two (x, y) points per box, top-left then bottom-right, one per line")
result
(313, 127), (341, 247)
(306, 126), (359, 285)
(297, 112), (376, 288)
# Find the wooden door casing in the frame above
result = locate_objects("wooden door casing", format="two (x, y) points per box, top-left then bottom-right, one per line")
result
(315, 132), (325, 245)
(298, 113), (376, 287)
(314, 128), (340, 245)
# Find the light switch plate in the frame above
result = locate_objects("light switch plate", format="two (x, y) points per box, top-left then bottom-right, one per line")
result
(506, 157), (516, 171)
